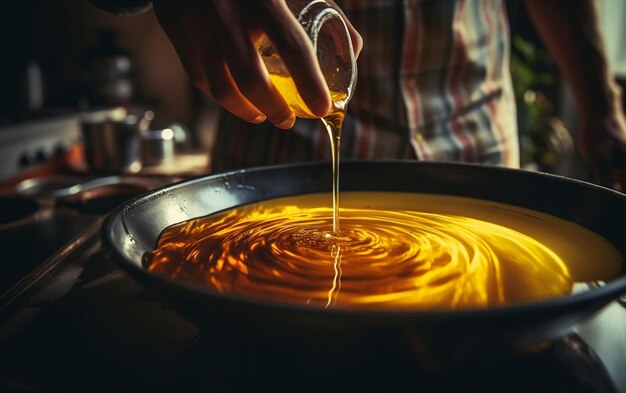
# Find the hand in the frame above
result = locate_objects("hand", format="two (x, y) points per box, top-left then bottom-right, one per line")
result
(152, 0), (361, 129)
(578, 108), (626, 192)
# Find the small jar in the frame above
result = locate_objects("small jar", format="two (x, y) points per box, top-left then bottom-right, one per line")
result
(257, 0), (357, 118)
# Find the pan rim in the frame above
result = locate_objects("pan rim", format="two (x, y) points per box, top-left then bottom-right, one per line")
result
(102, 159), (626, 321)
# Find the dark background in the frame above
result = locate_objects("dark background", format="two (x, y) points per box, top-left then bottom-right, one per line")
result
(0, 1), (624, 179)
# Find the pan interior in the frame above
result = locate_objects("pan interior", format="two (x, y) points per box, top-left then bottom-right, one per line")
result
(104, 162), (626, 314)
(141, 191), (623, 311)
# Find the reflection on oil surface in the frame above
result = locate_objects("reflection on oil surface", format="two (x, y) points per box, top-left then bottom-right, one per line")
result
(144, 192), (622, 310)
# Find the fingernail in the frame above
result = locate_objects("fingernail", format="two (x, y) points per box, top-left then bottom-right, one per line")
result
(275, 115), (295, 129)
(309, 97), (331, 117)
(252, 115), (266, 124)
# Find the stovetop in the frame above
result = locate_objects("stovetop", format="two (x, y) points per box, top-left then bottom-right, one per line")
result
(0, 175), (625, 393)
(0, 224), (621, 393)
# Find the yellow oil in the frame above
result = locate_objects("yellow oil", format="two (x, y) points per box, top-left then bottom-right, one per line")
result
(321, 94), (346, 233)
(270, 73), (318, 119)
(269, 72), (348, 233)
(269, 73), (349, 119)
(144, 192), (623, 311)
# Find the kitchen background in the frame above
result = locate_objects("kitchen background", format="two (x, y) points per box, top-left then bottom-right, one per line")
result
(0, 0), (625, 183)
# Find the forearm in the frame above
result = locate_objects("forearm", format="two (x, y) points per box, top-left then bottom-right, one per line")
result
(524, 0), (621, 123)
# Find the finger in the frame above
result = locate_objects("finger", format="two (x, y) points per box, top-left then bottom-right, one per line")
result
(184, 10), (268, 124)
(152, 1), (209, 93)
(211, 0), (296, 129)
(326, 0), (363, 57)
(347, 22), (364, 58)
(260, 1), (331, 117)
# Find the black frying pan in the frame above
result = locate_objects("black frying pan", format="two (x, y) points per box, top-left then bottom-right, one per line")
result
(102, 160), (626, 373)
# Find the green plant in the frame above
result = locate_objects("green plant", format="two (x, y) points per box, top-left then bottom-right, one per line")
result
(510, 35), (568, 169)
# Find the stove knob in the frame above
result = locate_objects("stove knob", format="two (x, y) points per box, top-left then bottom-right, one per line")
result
(18, 151), (36, 168)
(35, 147), (52, 163)
(53, 143), (67, 158)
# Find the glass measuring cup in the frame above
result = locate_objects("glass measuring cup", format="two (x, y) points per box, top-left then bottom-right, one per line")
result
(257, 0), (357, 118)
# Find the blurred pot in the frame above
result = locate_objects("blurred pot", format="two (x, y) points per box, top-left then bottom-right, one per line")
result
(140, 128), (175, 166)
(81, 109), (153, 174)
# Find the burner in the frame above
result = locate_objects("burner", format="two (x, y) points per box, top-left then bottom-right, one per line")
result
(0, 175), (174, 299)
(0, 196), (39, 225)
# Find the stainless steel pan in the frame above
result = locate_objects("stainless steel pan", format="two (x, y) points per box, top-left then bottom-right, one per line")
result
(103, 160), (626, 371)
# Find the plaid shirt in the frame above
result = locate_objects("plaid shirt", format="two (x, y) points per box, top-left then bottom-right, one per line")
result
(216, 0), (520, 171)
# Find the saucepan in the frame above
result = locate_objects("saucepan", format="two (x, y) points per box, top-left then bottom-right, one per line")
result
(102, 161), (626, 376)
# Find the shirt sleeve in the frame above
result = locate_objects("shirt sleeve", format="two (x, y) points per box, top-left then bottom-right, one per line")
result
(88, 0), (152, 15)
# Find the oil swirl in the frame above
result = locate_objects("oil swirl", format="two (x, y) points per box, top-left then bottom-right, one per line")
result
(143, 193), (623, 311)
